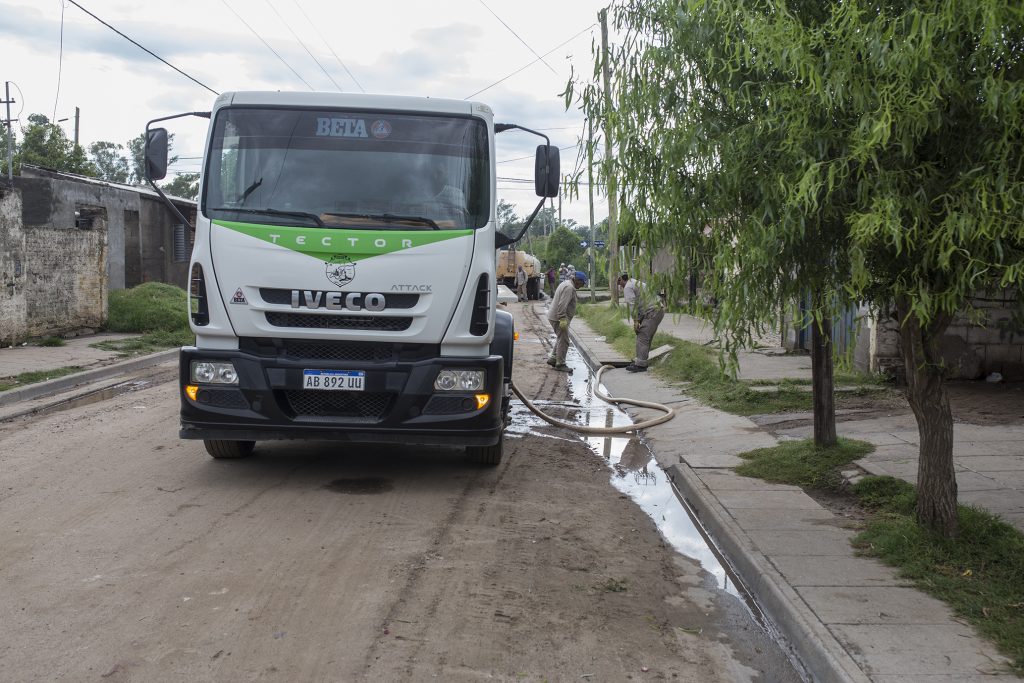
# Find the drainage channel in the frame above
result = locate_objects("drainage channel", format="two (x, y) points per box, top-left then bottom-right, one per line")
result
(510, 329), (810, 672)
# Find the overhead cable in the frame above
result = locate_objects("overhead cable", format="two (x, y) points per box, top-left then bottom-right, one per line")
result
(465, 24), (595, 100)
(292, 0), (365, 93)
(477, 0), (557, 75)
(53, 0), (66, 121)
(66, 0), (219, 96)
(220, 0), (313, 90)
(265, 0), (342, 91)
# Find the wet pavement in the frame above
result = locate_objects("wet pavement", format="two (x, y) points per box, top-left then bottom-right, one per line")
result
(566, 311), (1022, 683)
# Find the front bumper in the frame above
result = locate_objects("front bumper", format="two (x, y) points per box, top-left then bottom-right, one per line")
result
(179, 343), (504, 447)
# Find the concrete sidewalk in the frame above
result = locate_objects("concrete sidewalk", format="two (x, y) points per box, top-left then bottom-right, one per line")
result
(570, 315), (1021, 682)
(0, 335), (176, 408)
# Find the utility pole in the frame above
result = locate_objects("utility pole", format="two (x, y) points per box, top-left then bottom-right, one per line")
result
(3, 82), (14, 181)
(599, 9), (620, 305)
(587, 117), (596, 303)
(74, 106), (80, 146)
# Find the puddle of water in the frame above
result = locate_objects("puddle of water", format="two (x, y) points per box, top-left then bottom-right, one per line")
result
(557, 347), (742, 597)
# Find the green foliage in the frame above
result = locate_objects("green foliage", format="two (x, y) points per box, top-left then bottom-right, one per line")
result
(0, 366), (83, 392)
(161, 173), (199, 200)
(579, 304), (814, 414)
(855, 501), (1024, 673)
(14, 114), (95, 176)
(852, 476), (917, 514)
(106, 282), (189, 334)
(544, 226), (586, 270)
(88, 141), (131, 184)
(734, 438), (875, 490)
(36, 336), (66, 347)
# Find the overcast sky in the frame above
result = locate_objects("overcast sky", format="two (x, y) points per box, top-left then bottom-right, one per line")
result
(0, 0), (612, 226)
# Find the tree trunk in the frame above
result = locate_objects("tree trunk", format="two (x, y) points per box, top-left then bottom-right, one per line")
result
(810, 313), (837, 447)
(896, 298), (958, 537)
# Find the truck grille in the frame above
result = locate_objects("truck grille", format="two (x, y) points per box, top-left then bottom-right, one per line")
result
(280, 340), (392, 362)
(196, 388), (249, 410)
(284, 390), (393, 420)
(265, 312), (411, 331)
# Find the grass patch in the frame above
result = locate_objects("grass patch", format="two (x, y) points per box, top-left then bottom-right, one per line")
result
(734, 438), (875, 489)
(0, 366), (84, 392)
(733, 439), (1024, 673)
(579, 304), (812, 415)
(107, 282), (190, 334)
(578, 303), (892, 414)
(36, 336), (66, 347)
(100, 283), (193, 355)
(852, 483), (1024, 674)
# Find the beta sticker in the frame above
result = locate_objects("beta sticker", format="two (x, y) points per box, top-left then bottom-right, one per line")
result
(371, 120), (392, 139)
(231, 288), (247, 304)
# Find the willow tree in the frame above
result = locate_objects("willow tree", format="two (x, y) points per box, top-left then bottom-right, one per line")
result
(571, 0), (1024, 536)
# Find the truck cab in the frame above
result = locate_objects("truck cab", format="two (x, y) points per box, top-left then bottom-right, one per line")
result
(145, 92), (558, 465)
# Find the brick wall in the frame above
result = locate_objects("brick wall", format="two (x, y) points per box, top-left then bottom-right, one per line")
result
(0, 188), (28, 344)
(863, 292), (1023, 381)
(23, 222), (108, 337)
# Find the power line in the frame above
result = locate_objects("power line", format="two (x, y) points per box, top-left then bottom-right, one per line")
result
(53, 1), (66, 121)
(465, 24), (595, 100)
(292, 0), (365, 93)
(265, 0), (342, 92)
(66, 0), (219, 96)
(220, 0), (313, 90)
(498, 143), (579, 164)
(477, 0), (556, 75)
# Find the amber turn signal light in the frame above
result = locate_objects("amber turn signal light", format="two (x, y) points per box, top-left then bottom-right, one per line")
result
(474, 394), (490, 410)
(184, 385), (199, 401)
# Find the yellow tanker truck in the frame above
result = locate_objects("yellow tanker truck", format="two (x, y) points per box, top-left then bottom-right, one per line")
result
(496, 248), (543, 300)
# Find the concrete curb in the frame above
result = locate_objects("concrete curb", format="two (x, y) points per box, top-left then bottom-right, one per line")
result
(0, 349), (178, 408)
(665, 463), (870, 683)
(568, 324), (869, 683)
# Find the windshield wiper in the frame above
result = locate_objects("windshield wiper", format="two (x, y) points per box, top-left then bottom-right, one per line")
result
(209, 207), (324, 227)
(321, 212), (440, 230)
(240, 177), (263, 203)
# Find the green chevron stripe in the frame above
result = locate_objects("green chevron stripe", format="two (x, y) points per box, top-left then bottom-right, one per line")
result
(213, 220), (472, 261)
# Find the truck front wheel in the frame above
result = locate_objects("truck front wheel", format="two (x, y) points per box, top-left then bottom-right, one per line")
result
(467, 438), (503, 466)
(204, 439), (255, 459)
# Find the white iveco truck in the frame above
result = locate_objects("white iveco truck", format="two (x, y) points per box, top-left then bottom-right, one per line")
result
(144, 92), (559, 465)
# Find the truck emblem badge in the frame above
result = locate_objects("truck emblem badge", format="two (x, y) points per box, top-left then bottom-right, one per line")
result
(371, 120), (392, 139)
(325, 255), (356, 287)
(231, 288), (247, 304)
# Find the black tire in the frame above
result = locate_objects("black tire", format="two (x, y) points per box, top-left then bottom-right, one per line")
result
(467, 438), (503, 466)
(204, 439), (255, 459)
(526, 278), (540, 300)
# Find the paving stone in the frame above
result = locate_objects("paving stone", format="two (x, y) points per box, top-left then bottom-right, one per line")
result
(751, 529), (857, 556)
(831, 624), (1012, 676)
(713, 489), (823, 510)
(798, 586), (953, 625)
(771, 555), (909, 587)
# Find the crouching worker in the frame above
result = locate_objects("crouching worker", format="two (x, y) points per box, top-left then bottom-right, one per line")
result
(618, 273), (665, 373)
(547, 270), (587, 372)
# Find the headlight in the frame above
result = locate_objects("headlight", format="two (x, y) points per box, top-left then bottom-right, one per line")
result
(434, 369), (485, 392)
(190, 361), (239, 385)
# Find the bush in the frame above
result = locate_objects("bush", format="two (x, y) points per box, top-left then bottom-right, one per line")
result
(107, 282), (189, 333)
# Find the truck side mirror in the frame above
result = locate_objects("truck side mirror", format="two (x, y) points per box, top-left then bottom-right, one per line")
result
(534, 145), (560, 198)
(145, 127), (169, 181)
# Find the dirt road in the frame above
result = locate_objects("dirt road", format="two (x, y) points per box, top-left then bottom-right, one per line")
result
(0, 304), (802, 682)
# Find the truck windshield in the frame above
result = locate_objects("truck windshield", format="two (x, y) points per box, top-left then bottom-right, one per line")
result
(203, 108), (490, 230)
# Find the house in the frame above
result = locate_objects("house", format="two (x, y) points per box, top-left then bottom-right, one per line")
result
(0, 167), (196, 343)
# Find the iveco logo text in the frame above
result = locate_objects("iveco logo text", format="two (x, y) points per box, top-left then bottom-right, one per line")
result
(266, 234), (417, 249)
(291, 290), (387, 312)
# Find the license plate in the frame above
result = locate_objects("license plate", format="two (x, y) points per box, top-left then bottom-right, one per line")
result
(302, 370), (365, 391)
